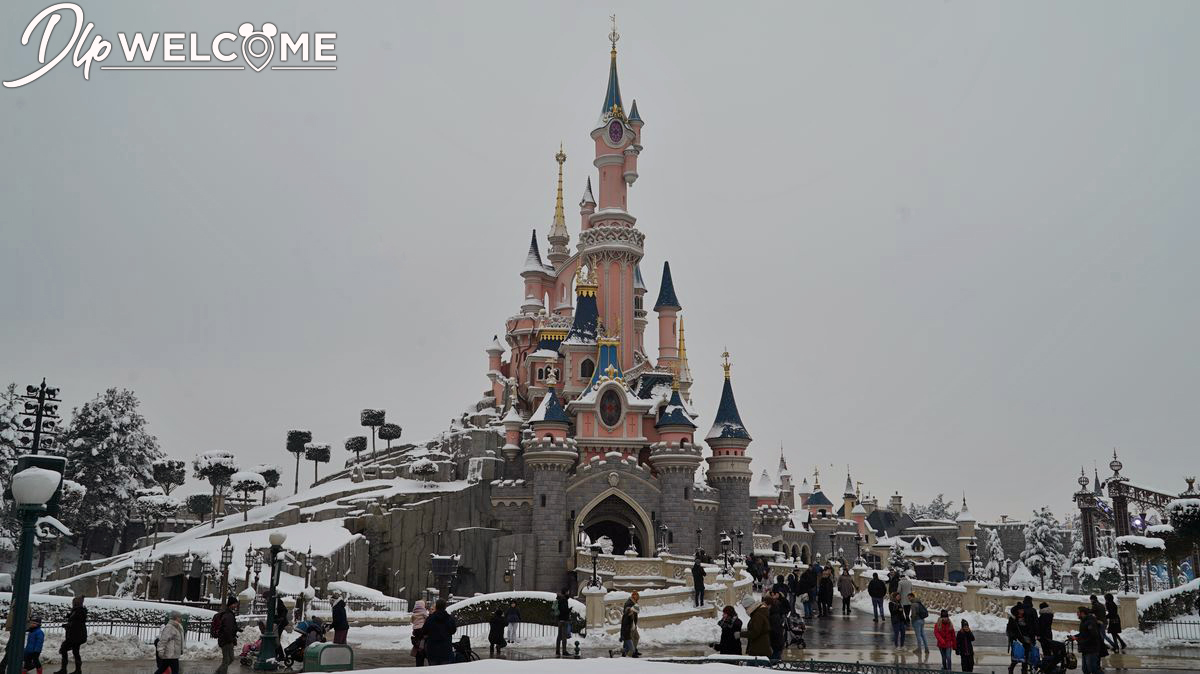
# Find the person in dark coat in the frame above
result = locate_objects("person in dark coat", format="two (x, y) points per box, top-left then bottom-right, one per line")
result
(867, 573), (887, 622)
(54, 596), (87, 674)
(886, 569), (900, 596)
(331, 593), (349, 645)
(716, 605), (742, 655)
(1074, 606), (1105, 674)
(504, 601), (521, 644)
(1089, 594), (1118, 651)
(692, 560), (707, 607)
(1006, 604), (1033, 674)
(889, 592), (908, 649)
(817, 570), (835, 617)
(798, 568), (816, 618)
(745, 600), (771, 657)
(1104, 593), (1127, 652)
(555, 589), (572, 657)
(1036, 603), (1063, 667)
(955, 620), (975, 672)
(767, 595), (786, 661)
(487, 609), (508, 656)
(423, 600), (457, 666)
(786, 568), (801, 610)
(216, 597), (240, 674)
(618, 605), (638, 657)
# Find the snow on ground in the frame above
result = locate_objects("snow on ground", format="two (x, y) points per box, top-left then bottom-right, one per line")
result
(327, 581), (404, 601)
(352, 657), (746, 674)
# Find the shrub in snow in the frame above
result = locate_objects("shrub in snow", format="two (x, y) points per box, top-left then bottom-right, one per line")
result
(285, 430), (313, 495)
(1073, 556), (1121, 594)
(447, 593), (584, 634)
(345, 436), (368, 464)
(134, 488), (182, 552)
(186, 493), (213, 521)
(360, 409), (386, 459)
(304, 442), (331, 484)
(231, 471), (267, 521)
(378, 423), (402, 449)
(1167, 498), (1200, 545)
(151, 459), (187, 496)
(887, 540), (913, 572)
(58, 388), (164, 559)
(0, 595), (214, 627)
(251, 464), (281, 505)
(409, 458), (438, 482)
(192, 451), (239, 528)
(1139, 578), (1200, 623)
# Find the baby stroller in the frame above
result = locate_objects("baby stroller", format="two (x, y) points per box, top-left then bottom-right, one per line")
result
(1038, 639), (1076, 673)
(785, 612), (807, 650)
(454, 635), (480, 662)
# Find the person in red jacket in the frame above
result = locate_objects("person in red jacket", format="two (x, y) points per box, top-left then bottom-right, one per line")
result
(933, 610), (957, 671)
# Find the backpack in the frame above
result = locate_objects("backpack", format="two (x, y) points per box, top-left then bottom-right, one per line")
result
(915, 603), (929, 621)
(210, 613), (222, 639)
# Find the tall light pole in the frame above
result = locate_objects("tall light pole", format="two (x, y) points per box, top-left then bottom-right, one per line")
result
(5, 459), (64, 674)
(244, 546), (256, 593)
(589, 544), (602, 587)
(255, 532), (288, 671)
(720, 531), (731, 575)
(16, 380), (62, 455)
(735, 529), (744, 558)
(220, 537), (234, 602)
(966, 540), (978, 580)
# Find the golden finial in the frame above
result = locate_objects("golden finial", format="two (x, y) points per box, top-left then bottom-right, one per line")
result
(553, 143), (566, 227)
(609, 15), (620, 53)
(813, 466), (821, 491)
(721, 349), (731, 380)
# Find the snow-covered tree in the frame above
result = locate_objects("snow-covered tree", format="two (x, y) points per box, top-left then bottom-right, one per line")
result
(193, 451), (239, 528)
(151, 458), (187, 495)
(1167, 498), (1200, 547)
(345, 436), (367, 464)
(286, 430), (312, 495)
(983, 528), (1007, 582)
(186, 493), (213, 522)
(360, 409), (385, 460)
(305, 442), (331, 484)
(230, 471), (267, 521)
(251, 464), (281, 505)
(907, 493), (960, 521)
(410, 458), (438, 482)
(378, 423), (402, 449)
(1021, 506), (1066, 589)
(135, 487), (181, 552)
(887, 539), (913, 572)
(0, 384), (25, 546)
(59, 388), (164, 558)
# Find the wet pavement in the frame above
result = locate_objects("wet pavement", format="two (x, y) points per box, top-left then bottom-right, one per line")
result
(70, 612), (1200, 673)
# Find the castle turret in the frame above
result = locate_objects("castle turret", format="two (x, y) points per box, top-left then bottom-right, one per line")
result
(485, 335), (506, 404)
(705, 351), (753, 553)
(579, 177), (596, 231)
(525, 374), (577, 588)
(650, 383), (701, 554)
(842, 470), (857, 523)
(560, 267), (600, 394)
(955, 494), (978, 577)
(654, 262), (681, 370)
(521, 230), (550, 314)
(797, 476), (811, 509)
(547, 146), (571, 269)
(625, 100), (642, 185)
(633, 264), (648, 357)
(677, 317), (694, 402)
(777, 445), (794, 509)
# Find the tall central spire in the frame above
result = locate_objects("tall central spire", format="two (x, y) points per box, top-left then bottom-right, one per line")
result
(602, 15), (624, 120)
(547, 144), (570, 268)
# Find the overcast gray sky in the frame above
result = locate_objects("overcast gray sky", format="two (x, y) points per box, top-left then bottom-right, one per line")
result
(2, 1), (1197, 521)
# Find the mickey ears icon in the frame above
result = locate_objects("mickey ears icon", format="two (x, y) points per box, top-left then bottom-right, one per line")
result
(238, 22), (278, 38)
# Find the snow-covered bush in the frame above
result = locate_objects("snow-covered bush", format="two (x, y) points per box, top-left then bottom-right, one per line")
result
(378, 423), (402, 449)
(1073, 556), (1121, 594)
(1167, 498), (1200, 545)
(345, 436), (367, 464)
(230, 471), (267, 521)
(447, 592), (584, 634)
(0, 595), (214, 626)
(193, 451), (239, 528)
(304, 442), (331, 483)
(409, 458), (438, 482)
(135, 488), (181, 551)
(250, 464), (281, 505)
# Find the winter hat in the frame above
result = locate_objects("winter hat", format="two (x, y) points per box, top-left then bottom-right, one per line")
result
(1039, 602), (1049, 609)
(961, 619), (969, 628)
(1040, 606), (1053, 615)
(740, 595), (757, 610)
(939, 610), (949, 618)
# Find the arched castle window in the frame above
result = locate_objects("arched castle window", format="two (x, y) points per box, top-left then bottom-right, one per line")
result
(537, 367), (545, 381)
(634, 295), (643, 311)
(580, 359), (595, 379)
(684, 486), (691, 500)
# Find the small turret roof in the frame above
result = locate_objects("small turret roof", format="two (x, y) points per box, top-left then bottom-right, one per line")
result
(806, 491), (834, 507)
(634, 264), (647, 292)
(628, 99), (642, 123)
(844, 473), (856, 498)
(580, 177), (595, 206)
(501, 407), (524, 425)
(486, 335), (505, 354)
(706, 356), (751, 441)
(523, 230), (549, 274)
(601, 47), (624, 118)
(956, 496), (976, 523)
(655, 389), (695, 430)
(851, 503), (868, 516)
(530, 386), (569, 424)
(751, 469), (778, 499)
(654, 261), (681, 311)
(798, 476), (811, 495)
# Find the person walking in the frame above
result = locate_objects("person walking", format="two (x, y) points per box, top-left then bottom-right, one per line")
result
(745, 597), (771, 657)
(487, 608), (508, 657)
(24, 616), (45, 674)
(716, 605), (742, 655)
(1007, 604), (1033, 674)
(692, 559), (707, 608)
(767, 595), (787, 661)
(423, 599), (456, 666)
(955, 620), (975, 672)
(54, 595), (87, 674)
(504, 602), (521, 644)
(786, 568), (801, 611)
(798, 567), (816, 619)
(1075, 605), (1105, 674)
(909, 593), (929, 655)
(1104, 593), (1127, 652)
(886, 569), (899, 596)
(817, 569), (835, 618)
(1089, 595), (1118, 651)
(837, 569), (857, 616)
(934, 610), (956, 670)
(619, 605), (638, 657)
(867, 573), (887, 622)
(897, 574), (913, 620)
(888, 592), (908, 649)
(554, 589), (571, 657)
(410, 600), (428, 666)
(154, 611), (184, 674)
(330, 592), (349, 645)
(215, 597), (239, 674)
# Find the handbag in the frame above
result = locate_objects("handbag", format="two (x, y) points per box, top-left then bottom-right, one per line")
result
(1011, 640), (1024, 661)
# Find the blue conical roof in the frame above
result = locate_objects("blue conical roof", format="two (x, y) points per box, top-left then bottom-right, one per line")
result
(523, 229), (548, 273)
(589, 339), (624, 387)
(656, 389), (695, 430)
(653, 261), (681, 311)
(601, 50), (624, 118)
(531, 386), (569, 424)
(706, 376), (751, 441)
(628, 100), (642, 123)
(565, 288), (599, 344)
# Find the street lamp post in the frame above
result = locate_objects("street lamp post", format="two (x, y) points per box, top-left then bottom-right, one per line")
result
(719, 531), (731, 575)
(735, 529), (744, 559)
(303, 546), (315, 616)
(244, 547), (255, 593)
(658, 522), (670, 556)
(854, 534), (863, 566)
(506, 553), (518, 591)
(220, 536), (234, 602)
(202, 561), (215, 601)
(5, 460), (64, 674)
(828, 533), (837, 568)
(255, 532), (288, 671)
(589, 543), (602, 588)
(695, 527), (703, 558)
(1118, 548), (1132, 594)
(252, 551), (264, 612)
(966, 540), (978, 580)
(628, 523), (638, 556)
(16, 380), (62, 455)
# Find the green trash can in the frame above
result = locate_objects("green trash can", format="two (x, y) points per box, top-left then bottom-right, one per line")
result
(302, 643), (354, 672)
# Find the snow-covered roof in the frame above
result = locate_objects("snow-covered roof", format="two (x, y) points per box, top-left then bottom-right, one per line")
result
(501, 407), (524, 425)
(751, 469), (778, 499)
(523, 230), (550, 274)
(579, 176), (595, 205)
(877, 534), (948, 559)
(486, 335), (506, 354)
(530, 387), (569, 424)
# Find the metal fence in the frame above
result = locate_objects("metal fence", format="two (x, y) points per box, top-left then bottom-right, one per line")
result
(38, 619), (212, 644)
(455, 620), (562, 641)
(1142, 620), (1200, 642)
(307, 598), (409, 613)
(652, 657), (968, 674)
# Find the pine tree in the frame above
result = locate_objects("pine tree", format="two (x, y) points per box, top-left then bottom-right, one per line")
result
(887, 539), (913, 572)
(378, 423), (402, 449)
(59, 388), (164, 558)
(345, 436), (367, 464)
(151, 458), (187, 495)
(193, 451), (239, 528)
(251, 464), (281, 505)
(134, 487), (181, 553)
(0, 384), (24, 547)
(1021, 506), (1066, 589)
(907, 493), (960, 520)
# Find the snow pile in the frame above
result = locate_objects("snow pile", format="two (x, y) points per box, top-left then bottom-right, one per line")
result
(1137, 577), (1200, 614)
(0, 593), (215, 624)
(1115, 535), (1166, 550)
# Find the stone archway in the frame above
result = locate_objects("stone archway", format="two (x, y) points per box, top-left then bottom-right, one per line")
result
(576, 488), (656, 556)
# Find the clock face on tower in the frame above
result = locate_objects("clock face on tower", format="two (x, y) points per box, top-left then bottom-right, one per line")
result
(608, 120), (623, 144)
(599, 389), (622, 427)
